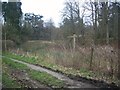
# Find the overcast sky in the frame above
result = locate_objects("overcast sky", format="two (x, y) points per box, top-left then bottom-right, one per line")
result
(2, 0), (118, 27)
(21, 0), (65, 27)
(1, 0), (85, 27)
(0, 0), (100, 27)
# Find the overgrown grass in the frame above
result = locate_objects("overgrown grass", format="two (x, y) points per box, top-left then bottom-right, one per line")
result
(2, 57), (28, 88)
(3, 52), (37, 64)
(3, 51), (119, 86)
(29, 70), (65, 88)
(3, 52), (96, 77)
(2, 57), (29, 70)
(3, 52), (97, 79)
(2, 55), (65, 88)
(2, 72), (21, 88)
(3, 52), (57, 70)
(21, 40), (50, 52)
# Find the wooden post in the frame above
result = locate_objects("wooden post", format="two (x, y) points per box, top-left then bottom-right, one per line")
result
(73, 34), (77, 52)
(26, 51), (30, 57)
(68, 33), (81, 52)
(17, 48), (19, 54)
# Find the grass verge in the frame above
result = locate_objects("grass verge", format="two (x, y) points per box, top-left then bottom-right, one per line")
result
(3, 52), (99, 78)
(3, 52), (120, 86)
(2, 56), (65, 88)
(29, 70), (64, 88)
(2, 72), (21, 88)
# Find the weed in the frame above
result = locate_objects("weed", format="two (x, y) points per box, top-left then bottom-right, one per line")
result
(2, 73), (21, 88)
(28, 70), (65, 88)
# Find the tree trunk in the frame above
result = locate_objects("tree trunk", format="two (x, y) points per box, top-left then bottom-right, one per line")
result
(105, 2), (109, 45)
(94, 2), (98, 45)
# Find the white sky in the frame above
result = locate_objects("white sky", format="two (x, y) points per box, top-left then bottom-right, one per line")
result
(1, 0), (85, 27)
(3, 0), (118, 27)
(21, 0), (65, 27)
(1, 0), (88, 27)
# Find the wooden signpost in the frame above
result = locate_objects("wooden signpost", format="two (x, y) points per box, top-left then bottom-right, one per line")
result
(68, 33), (82, 52)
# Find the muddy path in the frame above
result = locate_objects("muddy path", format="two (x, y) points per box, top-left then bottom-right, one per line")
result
(2, 60), (52, 89)
(11, 70), (51, 89)
(5, 57), (98, 88)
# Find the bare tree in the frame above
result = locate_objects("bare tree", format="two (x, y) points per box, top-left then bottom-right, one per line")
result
(64, 1), (75, 33)
(62, 0), (85, 35)
(101, 1), (109, 44)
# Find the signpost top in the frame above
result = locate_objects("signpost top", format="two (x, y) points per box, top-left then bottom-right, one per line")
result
(67, 33), (82, 52)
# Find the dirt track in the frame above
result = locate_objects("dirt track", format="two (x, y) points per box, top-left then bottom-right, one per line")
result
(7, 57), (98, 88)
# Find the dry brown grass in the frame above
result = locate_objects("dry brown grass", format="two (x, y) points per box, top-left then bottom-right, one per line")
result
(9, 40), (118, 81)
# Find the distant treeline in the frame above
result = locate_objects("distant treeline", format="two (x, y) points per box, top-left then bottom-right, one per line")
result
(1, 1), (120, 46)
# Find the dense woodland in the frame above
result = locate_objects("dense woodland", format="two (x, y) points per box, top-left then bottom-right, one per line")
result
(1, 0), (120, 87)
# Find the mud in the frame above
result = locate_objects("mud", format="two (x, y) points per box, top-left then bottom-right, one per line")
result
(9, 58), (98, 88)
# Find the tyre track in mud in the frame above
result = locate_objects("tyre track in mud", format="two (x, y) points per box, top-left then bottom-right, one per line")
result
(5, 57), (98, 88)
